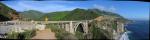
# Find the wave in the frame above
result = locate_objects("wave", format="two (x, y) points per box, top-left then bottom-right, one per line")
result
(119, 31), (131, 40)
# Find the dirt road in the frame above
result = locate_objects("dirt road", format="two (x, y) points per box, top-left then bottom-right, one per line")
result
(32, 29), (56, 39)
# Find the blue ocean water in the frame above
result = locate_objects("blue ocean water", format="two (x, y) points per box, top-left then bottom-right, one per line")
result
(125, 20), (149, 40)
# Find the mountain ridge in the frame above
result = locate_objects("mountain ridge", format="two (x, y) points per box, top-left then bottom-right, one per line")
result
(19, 8), (128, 22)
(0, 2), (20, 21)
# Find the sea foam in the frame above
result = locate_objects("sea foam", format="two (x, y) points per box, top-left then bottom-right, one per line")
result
(119, 31), (131, 40)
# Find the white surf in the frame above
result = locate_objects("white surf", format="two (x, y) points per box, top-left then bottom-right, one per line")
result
(119, 31), (131, 40)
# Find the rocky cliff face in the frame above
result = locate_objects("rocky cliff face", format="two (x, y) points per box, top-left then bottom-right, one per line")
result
(93, 16), (125, 39)
(0, 2), (20, 21)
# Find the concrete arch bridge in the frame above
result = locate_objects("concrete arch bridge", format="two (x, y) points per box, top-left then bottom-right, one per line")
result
(0, 20), (93, 34)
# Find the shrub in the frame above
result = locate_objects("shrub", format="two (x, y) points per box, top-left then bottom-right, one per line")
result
(6, 29), (36, 39)
(46, 24), (77, 40)
(88, 21), (110, 39)
(75, 31), (84, 39)
(6, 31), (19, 39)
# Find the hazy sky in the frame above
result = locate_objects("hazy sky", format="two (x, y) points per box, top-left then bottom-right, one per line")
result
(1, 1), (149, 20)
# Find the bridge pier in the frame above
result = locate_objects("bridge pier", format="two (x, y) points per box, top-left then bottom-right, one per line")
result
(6, 22), (7, 24)
(65, 24), (70, 32)
(62, 24), (65, 29)
(59, 23), (62, 28)
(0, 20), (91, 35)
(69, 21), (74, 34)
(84, 21), (88, 34)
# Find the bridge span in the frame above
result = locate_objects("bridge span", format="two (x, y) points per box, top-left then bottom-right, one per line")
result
(0, 20), (93, 35)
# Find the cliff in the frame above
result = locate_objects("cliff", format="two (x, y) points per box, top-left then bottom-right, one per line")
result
(88, 15), (126, 39)
(0, 2), (20, 21)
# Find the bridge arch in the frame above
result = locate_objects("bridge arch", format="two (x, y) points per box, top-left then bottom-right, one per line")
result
(74, 23), (85, 33)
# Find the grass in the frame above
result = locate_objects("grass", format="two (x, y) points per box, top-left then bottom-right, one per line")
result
(46, 21), (113, 40)
(75, 31), (84, 39)
(46, 24), (77, 40)
(112, 22), (117, 31)
(6, 29), (36, 39)
(88, 21), (111, 39)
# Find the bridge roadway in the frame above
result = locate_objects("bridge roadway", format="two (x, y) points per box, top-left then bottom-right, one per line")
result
(0, 20), (93, 25)
(0, 20), (93, 38)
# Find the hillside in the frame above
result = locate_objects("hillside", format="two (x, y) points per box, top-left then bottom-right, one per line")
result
(62, 8), (99, 20)
(19, 8), (128, 22)
(0, 2), (20, 21)
(19, 10), (44, 21)
(38, 11), (70, 21)
(41, 8), (127, 21)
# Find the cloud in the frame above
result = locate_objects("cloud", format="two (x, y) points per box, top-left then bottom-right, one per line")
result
(108, 6), (116, 12)
(93, 4), (105, 10)
(93, 4), (117, 12)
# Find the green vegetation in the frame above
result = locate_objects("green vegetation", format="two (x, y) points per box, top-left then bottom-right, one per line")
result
(88, 21), (111, 39)
(20, 10), (44, 21)
(6, 30), (36, 39)
(20, 8), (128, 21)
(63, 8), (99, 20)
(75, 24), (85, 39)
(46, 24), (77, 40)
(91, 27), (108, 39)
(0, 14), (10, 21)
(46, 21), (113, 39)
(40, 11), (70, 21)
(0, 2), (128, 40)
(6, 32), (19, 39)
(19, 8), (128, 39)
(0, 2), (19, 21)
(75, 31), (84, 39)
(112, 22), (117, 31)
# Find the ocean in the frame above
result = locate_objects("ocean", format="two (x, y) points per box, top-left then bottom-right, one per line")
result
(124, 20), (149, 40)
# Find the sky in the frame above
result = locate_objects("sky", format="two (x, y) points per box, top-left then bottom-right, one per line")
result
(1, 1), (149, 20)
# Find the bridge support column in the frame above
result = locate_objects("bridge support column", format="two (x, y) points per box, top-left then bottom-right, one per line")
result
(61, 24), (63, 28)
(56, 23), (61, 28)
(2, 22), (4, 25)
(84, 21), (88, 34)
(65, 24), (69, 32)
(69, 21), (74, 34)
(62, 24), (65, 29)
(6, 22), (7, 24)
